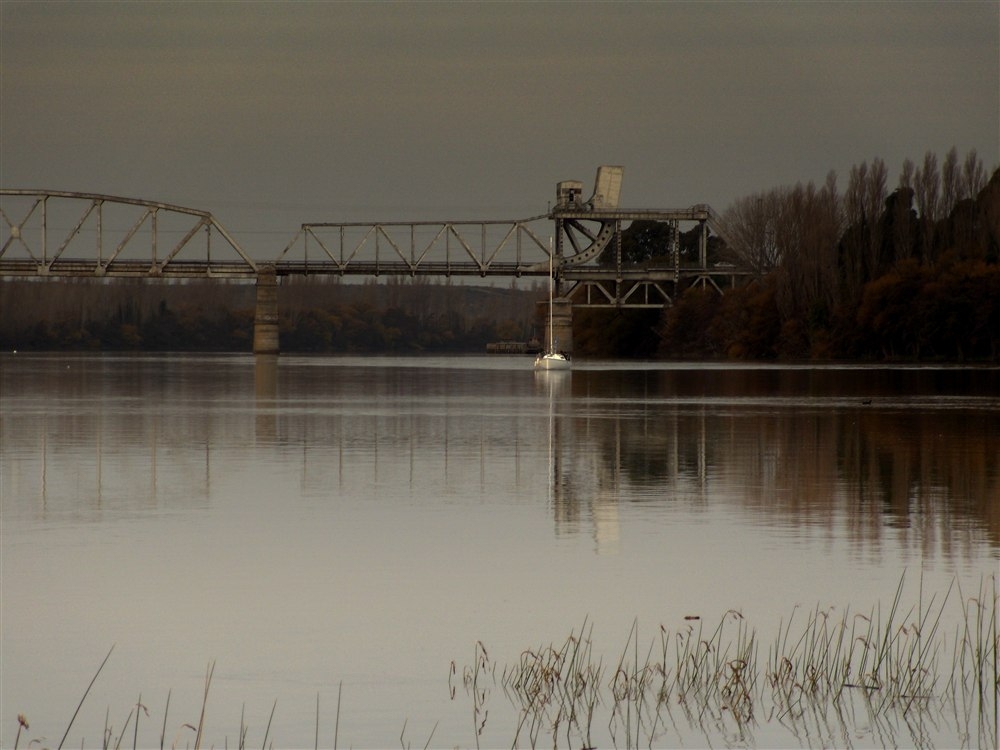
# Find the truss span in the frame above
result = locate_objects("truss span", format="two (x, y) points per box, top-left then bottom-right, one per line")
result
(0, 171), (743, 311)
(275, 217), (553, 277)
(0, 190), (256, 277)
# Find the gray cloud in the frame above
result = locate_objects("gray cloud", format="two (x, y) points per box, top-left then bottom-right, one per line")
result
(2, 1), (996, 256)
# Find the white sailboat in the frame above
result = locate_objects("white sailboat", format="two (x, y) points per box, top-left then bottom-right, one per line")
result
(534, 240), (571, 371)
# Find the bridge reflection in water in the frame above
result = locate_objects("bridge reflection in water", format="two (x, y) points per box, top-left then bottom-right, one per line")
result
(5, 356), (997, 556)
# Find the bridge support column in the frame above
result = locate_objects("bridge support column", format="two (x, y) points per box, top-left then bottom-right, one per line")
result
(253, 265), (280, 355)
(546, 297), (574, 355)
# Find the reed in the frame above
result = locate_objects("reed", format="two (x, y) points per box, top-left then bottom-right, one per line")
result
(11, 575), (996, 749)
(498, 617), (604, 748)
(465, 573), (998, 748)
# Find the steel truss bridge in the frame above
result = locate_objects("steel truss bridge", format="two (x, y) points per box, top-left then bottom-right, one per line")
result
(1, 170), (745, 310)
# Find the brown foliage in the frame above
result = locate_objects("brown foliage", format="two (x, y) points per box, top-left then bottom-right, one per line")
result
(658, 151), (999, 361)
(857, 257), (1000, 360)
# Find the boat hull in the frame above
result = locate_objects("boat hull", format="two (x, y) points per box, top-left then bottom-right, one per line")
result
(534, 353), (571, 371)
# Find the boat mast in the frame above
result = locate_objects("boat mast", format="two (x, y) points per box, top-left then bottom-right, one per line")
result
(548, 237), (555, 353)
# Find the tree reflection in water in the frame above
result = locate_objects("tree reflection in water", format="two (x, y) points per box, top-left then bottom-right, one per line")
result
(543, 367), (999, 553)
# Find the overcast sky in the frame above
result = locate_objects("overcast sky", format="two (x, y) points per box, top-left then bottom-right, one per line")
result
(2, 1), (997, 256)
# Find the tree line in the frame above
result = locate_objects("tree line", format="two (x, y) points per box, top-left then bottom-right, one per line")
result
(0, 277), (542, 354)
(657, 148), (999, 360)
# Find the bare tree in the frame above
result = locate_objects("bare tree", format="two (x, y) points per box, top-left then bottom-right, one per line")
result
(866, 158), (889, 220)
(941, 146), (960, 214)
(721, 189), (784, 276)
(914, 151), (941, 219)
(961, 148), (987, 199)
(899, 158), (915, 190)
(914, 151), (941, 262)
(772, 175), (843, 322)
(887, 185), (916, 265)
(845, 161), (868, 228)
(819, 170), (845, 308)
(842, 158), (889, 293)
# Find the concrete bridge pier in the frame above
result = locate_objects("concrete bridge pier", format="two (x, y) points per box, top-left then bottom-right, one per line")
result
(253, 264), (280, 355)
(541, 297), (574, 355)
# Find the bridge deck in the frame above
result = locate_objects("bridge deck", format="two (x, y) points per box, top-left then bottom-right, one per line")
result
(0, 257), (748, 281)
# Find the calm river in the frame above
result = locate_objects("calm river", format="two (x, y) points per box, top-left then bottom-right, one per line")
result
(1, 354), (997, 749)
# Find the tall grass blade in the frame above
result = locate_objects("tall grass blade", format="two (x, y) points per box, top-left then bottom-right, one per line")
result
(112, 706), (135, 750)
(57, 644), (115, 750)
(334, 681), (342, 750)
(422, 720), (439, 750)
(193, 660), (215, 750)
(133, 693), (141, 750)
(261, 699), (276, 750)
(159, 689), (171, 750)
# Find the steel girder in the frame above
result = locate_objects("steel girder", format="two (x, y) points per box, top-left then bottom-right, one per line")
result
(0, 190), (256, 277)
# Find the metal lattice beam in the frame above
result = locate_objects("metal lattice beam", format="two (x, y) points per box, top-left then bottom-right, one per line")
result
(274, 217), (552, 277)
(0, 190), (256, 277)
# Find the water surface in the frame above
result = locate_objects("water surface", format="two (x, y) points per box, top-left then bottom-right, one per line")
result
(2, 354), (997, 748)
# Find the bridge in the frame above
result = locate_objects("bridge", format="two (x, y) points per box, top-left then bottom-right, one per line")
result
(1, 168), (746, 353)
